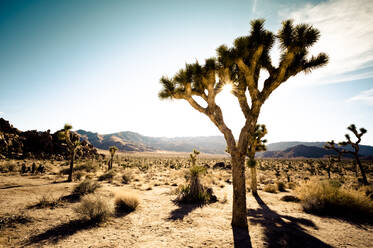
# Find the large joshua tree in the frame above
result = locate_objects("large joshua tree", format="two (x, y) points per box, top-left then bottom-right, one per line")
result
(58, 124), (81, 182)
(159, 19), (328, 227)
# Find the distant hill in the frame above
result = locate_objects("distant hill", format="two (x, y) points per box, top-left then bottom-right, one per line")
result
(76, 130), (226, 154)
(261, 141), (373, 158)
(76, 130), (373, 157)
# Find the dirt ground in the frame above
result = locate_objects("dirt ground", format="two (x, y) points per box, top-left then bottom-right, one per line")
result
(0, 171), (372, 248)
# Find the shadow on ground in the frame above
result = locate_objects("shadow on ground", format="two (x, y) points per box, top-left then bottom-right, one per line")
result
(26, 219), (99, 245)
(232, 226), (253, 248)
(247, 194), (332, 248)
(167, 201), (201, 221)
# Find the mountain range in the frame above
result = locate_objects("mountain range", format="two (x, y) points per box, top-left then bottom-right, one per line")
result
(76, 130), (373, 158)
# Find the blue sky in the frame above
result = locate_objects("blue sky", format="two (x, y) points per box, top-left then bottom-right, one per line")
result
(0, 0), (372, 145)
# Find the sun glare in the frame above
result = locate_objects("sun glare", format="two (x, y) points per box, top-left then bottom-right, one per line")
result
(222, 83), (233, 94)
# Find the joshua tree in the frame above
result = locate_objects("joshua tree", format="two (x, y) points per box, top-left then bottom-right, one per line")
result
(159, 19), (328, 227)
(108, 146), (118, 170)
(247, 124), (267, 195)
(189, 149), (200, 167)
(324, 140), (343, 179)
(58, 124), (81, 182)
(340, 124), (368, 185)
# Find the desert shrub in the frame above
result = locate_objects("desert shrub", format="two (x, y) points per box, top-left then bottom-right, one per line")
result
(359, 185), (373, 200)
(98, 170), (115, 182)
(121, 171), (132, 184)
(114, 191), (139, 213)
(74, 195), (112, 223)
(276, 181), (286, 192)
(280, 195), (300, 202)
(0, 213), (33, 229)
(287, 182), (297, 190)
(264, 184), (277, 193)
(30, 194), (62, 209)
(73, 171), (86, 181)
(175, 165), (216, 204)
(72, 179), (101, 196)
(0, 162), (17, 173)
(75, 161), (98, 173)
(295, 180), (373, 217)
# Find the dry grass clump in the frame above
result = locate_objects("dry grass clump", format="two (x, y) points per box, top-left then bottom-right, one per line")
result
(114, 191), (140, 213)
(276, 181), (287, 192)
(121, 171), (132, 184)
(72, 179), (101, 196)
(263, 184), (277, 193)
(74, 195), (112, 223)
(280, 195), (300, 202)
(30, 194), (62, 209)
(0, 213), (33, 229)
(295, 180), (373, 218)
(98, 170), (116, 182)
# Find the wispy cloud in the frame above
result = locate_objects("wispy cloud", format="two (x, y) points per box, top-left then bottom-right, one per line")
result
(279, 0), (373, 85)
(347, 88), (373, 105)
(252, 0), (258, 13)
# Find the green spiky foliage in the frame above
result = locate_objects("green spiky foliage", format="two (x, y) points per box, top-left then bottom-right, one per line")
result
(246, 124), (267, 195)
(159, 19), (328, 227)
(108, 146), (118, 170)
(338, 124), (368, 185)
(58, 124), (81, 182)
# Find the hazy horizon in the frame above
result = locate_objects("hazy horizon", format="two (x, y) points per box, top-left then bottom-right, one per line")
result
(1, 0), (373, 145)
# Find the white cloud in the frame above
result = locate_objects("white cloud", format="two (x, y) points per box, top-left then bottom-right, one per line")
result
(252, 0), (258, 13)
(347, 88), (373, 105)
(279, 0), (373, 85)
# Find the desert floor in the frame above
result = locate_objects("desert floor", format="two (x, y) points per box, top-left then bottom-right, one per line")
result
(0, 165), (372, 248)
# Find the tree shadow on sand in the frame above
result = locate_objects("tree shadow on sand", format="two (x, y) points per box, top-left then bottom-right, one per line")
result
(247, 194), (332, 248)
(232, 225), (253, 248)
(167, 201), (201, 221)
(25, 219), (99, 245)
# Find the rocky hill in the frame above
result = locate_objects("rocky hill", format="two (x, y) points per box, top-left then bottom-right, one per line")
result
(0, 118), (99, 159)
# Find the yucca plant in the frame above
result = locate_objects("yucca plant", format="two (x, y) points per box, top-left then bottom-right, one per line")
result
(159, 19), (328, 227)
(58, 124), (81, 182)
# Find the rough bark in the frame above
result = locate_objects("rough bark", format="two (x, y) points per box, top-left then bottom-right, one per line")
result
(231, 152), (248, 228)
(355, 155), (368, 185)
(250, 166), (258, 195)
(68, 154), (74, 182)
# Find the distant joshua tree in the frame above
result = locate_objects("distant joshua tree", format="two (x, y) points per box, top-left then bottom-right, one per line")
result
(108, 146), (118, 170)
(323, 140), (343, 179)
(58, 124), (81, 182)
(159, 19), (328, 227)
(325, 124), (368, 185)
(247, 124), (267, 195)
(189, 149), (200, 167)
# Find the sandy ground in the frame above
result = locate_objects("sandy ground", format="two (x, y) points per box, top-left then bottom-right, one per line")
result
(0, 174), (372, 248)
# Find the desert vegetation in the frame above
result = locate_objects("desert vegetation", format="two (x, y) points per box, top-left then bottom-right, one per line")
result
(0, 152), (372, 247)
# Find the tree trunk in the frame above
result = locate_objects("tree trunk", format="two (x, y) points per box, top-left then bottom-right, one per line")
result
(355, 155), (368, 185)
(231, 153), (248, 228)
(250, 166), (258, 195)
(68, 155), (74, 182)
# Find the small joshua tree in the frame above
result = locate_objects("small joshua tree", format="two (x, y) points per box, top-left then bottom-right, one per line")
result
(58, 124), (81, 182)
(108, 146), (118, 170)
(159, 19), (328, 227)
(325, 124), (368, 185)
(189, 149), (200, 167)
(246, 124), (267, 195)
(341, 124), (368, 185)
